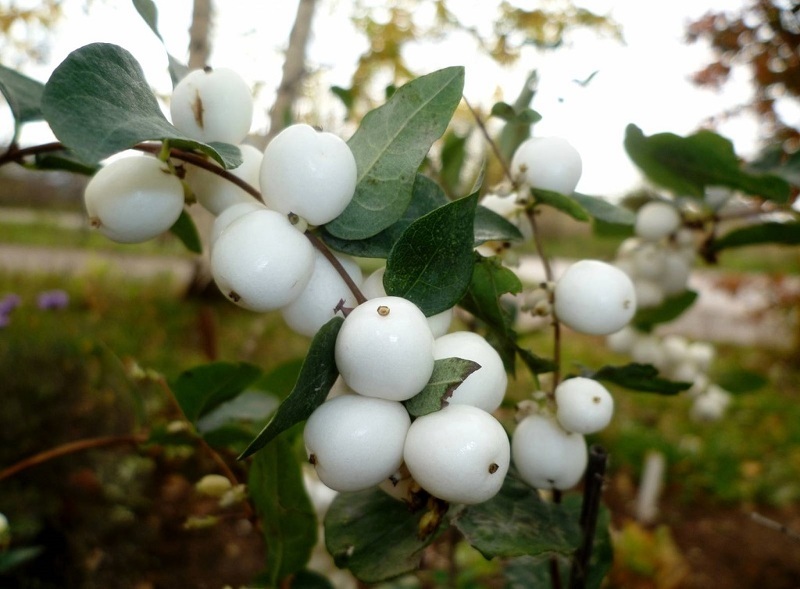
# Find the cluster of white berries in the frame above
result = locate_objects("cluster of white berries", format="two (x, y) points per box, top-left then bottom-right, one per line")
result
(613, 200), (695, 310)
(606, 199), (732, 421)
(304, 293), (512, 505)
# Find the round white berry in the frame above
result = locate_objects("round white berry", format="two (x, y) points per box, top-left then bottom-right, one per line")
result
(633, 278), (665, 310)
(659, 250), (693, 296)
(335, 296), (435, 401)
(281, 249), (363, 338)
(661, 335), (690, 366)
(259, 123), (357, 226)
(512, 413), (587, 491)
(170, 67), (254, 145)
(630, 334), (666, 368)
(689, 384), (731, 422)
(555, 377), (614, 435)
(304, 394), (411, 492)
(510, 136), (583, 195)
(634, 201), (681, 242)
(209, 201), (267, 246)
(403, 404), (510, 504)
(84, 154), (184, 244)
(687, 341), (715, 372)
(631, 242), (667, 281)
(185, 143), (263, 215)
(211, 208), (314, 311)
(433, 331), (507, 413)
(606, 325), (639, 355)
(554, 260), (637, 335)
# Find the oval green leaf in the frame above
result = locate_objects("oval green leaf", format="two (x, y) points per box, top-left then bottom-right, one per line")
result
(403, 357), (481, 417)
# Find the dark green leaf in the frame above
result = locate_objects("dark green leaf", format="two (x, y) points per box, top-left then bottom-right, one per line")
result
(439, 129), (469, 195)
(516, 108), (543, 125)
(458, 255), (524, 373)
(710, 222), (800, 252)
(497, 70), (539, 163)
(716, 369), (767, 394)
(324, 488), (443, 583)
(474, 204), (525, 246)
(331, 85), (355, 113)
(131, 0), (188, 86)
(168, 361), (263, 424)
(41, 43), (240, 167)
(385, 192), (478, 316)
(0, 546), (43, 574)
(571, 192), (635, 225)
(588, 364), (691, 395)
(516, 346), (556, 375)
(454, 474), (581, 559)
(0, 64), (44, 137)
(325, 66), (465, 240)
(634, 290), (699, 331)
(403, 357), (482, 417)
(169, 208), (202, 253)
(33, 149), (98, 175)
(238, 317), (343, 459)
(250, 435), (318, 586)
(624, 124), (791, 202)
(532, 188), (590, 222)
(320, 174), (448, 259)
(289, 570), (335, 589)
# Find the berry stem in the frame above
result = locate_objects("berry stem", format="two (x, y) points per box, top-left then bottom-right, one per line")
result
(305, 230), (368, 305)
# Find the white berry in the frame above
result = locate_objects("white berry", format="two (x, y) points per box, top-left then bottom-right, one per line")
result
(510, 136), (583, 195)
(512, 413), (587, 490)
(304, 394), (411, 493)
(281, 249), (363, 337)
(335, 296), (435, 401)
(554, 260), (637, 335)
(259, 123), (357, 226)
(210, 208), (314, 311)
(209, 201), (267, 246)
(170, 67), (254, 145)
(84, 154), (184, 244)
(185, 143), (263, 215)
(433, 331), (507, 413)
(634, 201), (681, 242)
(403, 404), (510, 504)
(555, 377), (614, 434)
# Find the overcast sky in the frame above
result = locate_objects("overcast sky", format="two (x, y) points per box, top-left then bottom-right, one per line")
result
(4, 0), (768, 199)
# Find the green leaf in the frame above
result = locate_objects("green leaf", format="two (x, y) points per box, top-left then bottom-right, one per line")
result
(289, 570), (335, 589)
(490, 101), (517, 121)
(497, 70), (539, 163)
(634, 290), (699, 331)
(168, 361), (263, 424)
(238, 317), (343, 459)
(454, 474), (581, 559)
(385, 192), (479, 316)
(41, 42), (240, 168)
(716, 369), (767, 394)
(439, 129), (470, 195)
(710, 222), (800, 252)
(403, 357), (482, 417)
(169, 209), (202, 253)
(131, 0), (189, 86)
(571, 192), (635, 225)
(32, 148), (98, 175)
(0, 64), (44, 141)
(458, 255), (526, 374)
(588, 364), (691, 395)
(473, 204), (525, 246)
(320, 174), (449, 259)
(0, 546), (43, 574)
(532, 188), (590, 222)
(624, 124), (791, 202)
(325, 66), (465, 240)
(250, 435), (318, 586)
(516, 346), (557, 375)
(324, 488), (443, 583)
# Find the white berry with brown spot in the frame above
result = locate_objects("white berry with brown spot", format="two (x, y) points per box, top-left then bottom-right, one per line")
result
(403, 404), (510, 504)
(555, 377), (614, 434)
(304, 394), (411, 493)
(84, 154), (184, 244)
(334, 296), (435, 401)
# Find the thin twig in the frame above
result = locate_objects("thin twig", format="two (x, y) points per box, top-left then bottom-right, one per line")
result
(0, 433), (148, 482)
(462, 95), (515, 183)
(750, 512), (800, 542)
(305, 230), (367, 305)
(569, 445), (609, 589)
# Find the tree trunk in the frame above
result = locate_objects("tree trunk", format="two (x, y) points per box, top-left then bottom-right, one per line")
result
(255, 0), (318, 150)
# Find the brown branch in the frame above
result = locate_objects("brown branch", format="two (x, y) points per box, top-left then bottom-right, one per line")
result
(0, 433), (148, 482)
(305, 229), (367, 305)
(463, 95), (515, 183)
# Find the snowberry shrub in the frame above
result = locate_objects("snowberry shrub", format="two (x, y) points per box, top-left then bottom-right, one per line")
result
(83, 154), (185, 243)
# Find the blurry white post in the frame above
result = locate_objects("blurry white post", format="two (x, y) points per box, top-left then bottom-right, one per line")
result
(635, 450), (666, 524)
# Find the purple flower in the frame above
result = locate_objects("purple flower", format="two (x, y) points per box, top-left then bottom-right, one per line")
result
(0, 294), (21, 315)
(36, 290), (69, 310)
